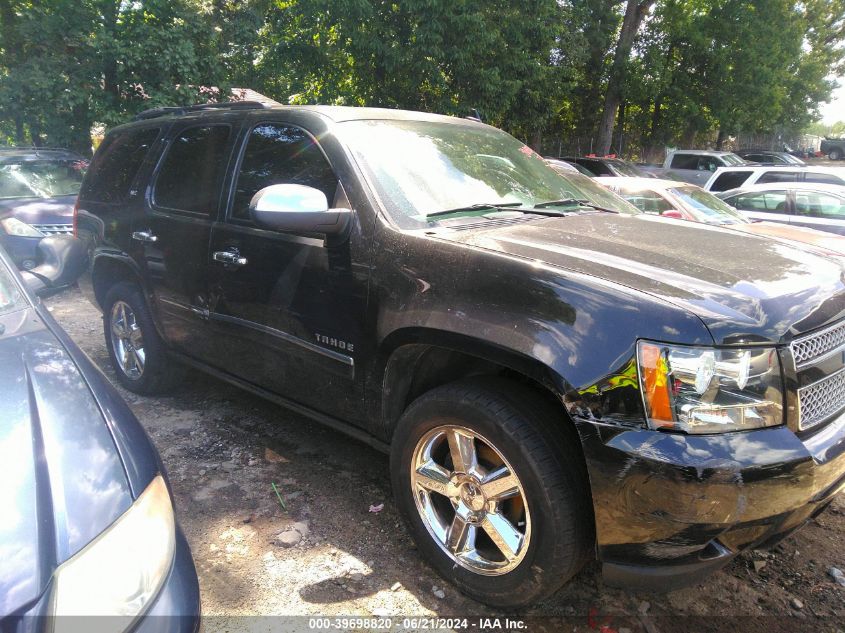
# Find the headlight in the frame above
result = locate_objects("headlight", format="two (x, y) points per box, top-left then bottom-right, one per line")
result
(50, 475), (174, 629)
(637, 341), (784, 433)
(0, 217), (44, 237)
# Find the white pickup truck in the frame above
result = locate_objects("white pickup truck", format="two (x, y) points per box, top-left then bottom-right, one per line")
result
(641, 149), (749, 185)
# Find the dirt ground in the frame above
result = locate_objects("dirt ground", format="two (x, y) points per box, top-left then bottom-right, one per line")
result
(45, 287), (845, 632)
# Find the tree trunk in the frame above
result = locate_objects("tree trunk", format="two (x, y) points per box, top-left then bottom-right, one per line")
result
(596, 0), (655, 155)
(530, 129), (543, 153)
(14, 116), (25, 145)
(715, 128), (726, 150)
(102, 1), (121, 107)
(614, 98), (626, 156)
(647, 40), (675, 154)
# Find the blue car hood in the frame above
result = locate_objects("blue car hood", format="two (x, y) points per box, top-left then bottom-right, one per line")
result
(0, 307), (132, 615)
(0, 195), (76, 225)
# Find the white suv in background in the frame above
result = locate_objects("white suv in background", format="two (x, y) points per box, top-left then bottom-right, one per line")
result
(704, 165), (845, 192)
(716, 182), (845, 235)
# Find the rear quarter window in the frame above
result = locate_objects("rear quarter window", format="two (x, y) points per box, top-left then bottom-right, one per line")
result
(804, 172), (845, 186)
(80, 127), (160, 203)
(709, 171), (751, 192)
(669, 154), (699, 170)
(757, 171), (801, 184)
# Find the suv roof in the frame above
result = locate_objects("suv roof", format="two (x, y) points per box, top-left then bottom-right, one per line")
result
(669, 149), (738, 157)
(117, 102), (481, 132)
(719, 181), (845, 196)
(704, 164), (845, 192)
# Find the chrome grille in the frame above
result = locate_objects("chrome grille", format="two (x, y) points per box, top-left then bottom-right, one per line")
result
(798, 367), (845, 430)
(791, 320), (845, 368)
(32, 223), (73, 235)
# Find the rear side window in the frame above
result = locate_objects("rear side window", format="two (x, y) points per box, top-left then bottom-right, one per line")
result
(669, 154), (699, 170)
(576, 159), (612, 176)
(728, 191), (788, 213)
(710, 171), (751, 192)
(794, 192), (845, 218)
(231, 123), (337, 221)
(154, 125), (231, 215)
(80, 128), (159, 203)
(757, 171), (800, 184)
(804, 172), (845, 186)
(616, 188), (674, 214)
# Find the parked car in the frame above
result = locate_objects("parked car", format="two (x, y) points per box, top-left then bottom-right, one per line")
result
(640, 149), (748, 185)
(557, 155), (653, 178)
(735, 149), (806, 166)
(545, 157), (595, 177)
(598, 176), (845, 260)
(0, 243), (200, 629)
(0, 148), (88, 269)
(704, 164), (845, 192)
(78, 102), (845, 606)
(716, 182), (845, 235)
(821, 137), (845, 161)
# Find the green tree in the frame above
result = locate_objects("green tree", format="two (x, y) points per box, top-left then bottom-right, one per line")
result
(0, 0), (228, 154)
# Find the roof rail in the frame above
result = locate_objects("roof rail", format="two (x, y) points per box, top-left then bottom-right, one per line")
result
(0, 146), (77, 153)
(134, 100), (271, 121)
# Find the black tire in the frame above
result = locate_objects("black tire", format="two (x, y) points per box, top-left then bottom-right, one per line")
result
(830, 148), (843, 161)
(102, 281), (182, 394)
(390, 377), (594, 607)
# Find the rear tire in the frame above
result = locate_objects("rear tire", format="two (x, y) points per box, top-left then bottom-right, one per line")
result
(830, 148), (842, 161)
(103, 281), (183, 394)
(390, 377), (593, 607)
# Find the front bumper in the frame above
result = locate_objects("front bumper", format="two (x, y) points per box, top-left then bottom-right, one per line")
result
(576, 411), (845, 591)
(0, 234), (40, 268)
(132, 527), (202, 633)
(8, 527), (200, 633)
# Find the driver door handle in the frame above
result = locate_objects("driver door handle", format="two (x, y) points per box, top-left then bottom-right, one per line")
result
(131, 230), (158, 243)
(213, 249), (248, 266)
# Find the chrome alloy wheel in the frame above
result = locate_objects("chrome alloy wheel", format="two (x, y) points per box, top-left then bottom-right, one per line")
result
(109, 300), (145, 380)
(410, 425), (531, 575)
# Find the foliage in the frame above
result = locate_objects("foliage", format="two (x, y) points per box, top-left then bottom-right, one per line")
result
(1, 0), (844, 156)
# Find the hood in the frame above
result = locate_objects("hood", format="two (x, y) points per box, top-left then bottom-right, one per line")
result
(0, 195), (77, 225)
(0, 307), (132, 614)
(443, 213), (845, 343)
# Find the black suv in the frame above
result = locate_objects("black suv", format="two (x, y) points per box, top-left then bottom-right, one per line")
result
(78, 102), (845, 606)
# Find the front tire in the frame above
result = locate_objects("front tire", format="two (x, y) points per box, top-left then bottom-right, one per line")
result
(830, 148), (843, 161)
(103, 281), (182, 394)
(390, 378), (593, 607)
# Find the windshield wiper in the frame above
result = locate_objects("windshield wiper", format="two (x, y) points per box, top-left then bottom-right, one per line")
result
(533, 198), (620, 213)
(426, 202), (525, 218)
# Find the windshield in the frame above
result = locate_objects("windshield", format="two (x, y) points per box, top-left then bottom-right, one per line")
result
(668, 186), (749, 224)
(0, 158), (87, 199)
(608, 159), (648, 177)
(339, 119), (639, 228)
(0, 256), (28, 316)
(721, 153), (747, 166)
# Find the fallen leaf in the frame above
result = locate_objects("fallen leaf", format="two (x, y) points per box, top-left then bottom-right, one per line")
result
(369, 503), (384, 513)
(265, 448), (288, 463)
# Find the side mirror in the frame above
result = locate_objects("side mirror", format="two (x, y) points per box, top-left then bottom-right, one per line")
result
(661, 210), (684, 219)
(21, 235), (88, 296)
(249, 184), (351, 235)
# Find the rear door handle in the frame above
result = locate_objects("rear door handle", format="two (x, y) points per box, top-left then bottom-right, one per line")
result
(212, 250), (248, 266)
(132, 230), (158, 243)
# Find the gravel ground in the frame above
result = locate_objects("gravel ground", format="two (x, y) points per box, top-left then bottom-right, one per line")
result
(46, 286), (845, 632)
